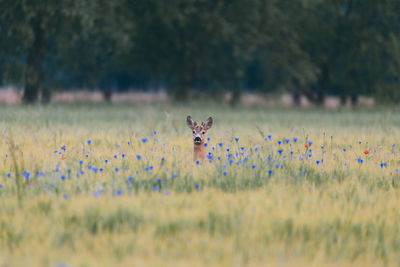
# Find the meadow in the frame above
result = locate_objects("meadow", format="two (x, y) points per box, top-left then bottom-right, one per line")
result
(1, 104), (400, 266)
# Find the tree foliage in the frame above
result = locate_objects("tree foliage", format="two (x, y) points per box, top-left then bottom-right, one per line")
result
(0, 0), (399, 104)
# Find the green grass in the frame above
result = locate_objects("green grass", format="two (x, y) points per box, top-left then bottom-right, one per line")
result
(1, 104), (400, 266)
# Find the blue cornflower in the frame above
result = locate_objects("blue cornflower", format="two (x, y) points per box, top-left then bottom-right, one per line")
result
(87, 140), (92, 144)
(343, 148), (347, 152)
(67, 169), (71, 173)
(223, 171), (227, 175)
(393, 143), (397, 148)
(99, 168), (104, 172)
(115, 168), (119, 172)
(152, 186), (158, 191)
(277, 140), (282, 145)
(240, 146), (245, 150)
(153, 130), (157, 135)
(218, 142), (223, 147)
(293, 137), (298, 142)
(316, 160), (320, 165)
(80, 170), (85, 175)
(290, 151), (294, 155)
(357, 158), (363, 163)
(196, 160), (200, 165)
(278, 149), (283, 154)
(227, 153), (233, 158)
(105, 159), (108, 163)
(275, 164), (280, 168)
(54, 150), (58, 153)
(114, 155), (117, 159)
(136, 155), (141, 160)
(268, 169), (273, 175)
(115, 190), (123, 195)
(161, 157), (165, 162)
(85, 154), (89, 158)
(122, 154), (125, 158)
(127, 176), (134, 182)
(207, 137), (211, 141)
(61, 145), (66, 151)
(267, 135), (272, 139)
(235, 137), (239, 142)
(172, 173), (178, 178)
(204, 143), (208, 147)
(63, 194), (68, 199)
(194, 184), (199, 189)
(157, 178), (161, 183)
(22, 171), (30, 180)
(141, 137), (148, 143)
(79, 160), (84, 164)
(284, 138), (290, 143)
(94, 190), (102, 197)
(252, 164), (256, 169)
(128, 141), (131, 145)
(61, 175), (66, 180)
(307, 141), (313, 146)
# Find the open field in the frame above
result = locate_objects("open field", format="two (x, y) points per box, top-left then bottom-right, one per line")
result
(1, 104), (400, 266)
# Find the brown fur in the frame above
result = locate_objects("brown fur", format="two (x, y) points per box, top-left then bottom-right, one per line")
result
(186, 116), (213, 162)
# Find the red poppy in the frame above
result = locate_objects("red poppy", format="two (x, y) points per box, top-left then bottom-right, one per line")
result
(305, 143), (308, 148)
(61, 156), (65, 160)
(363, 150), (369, 155)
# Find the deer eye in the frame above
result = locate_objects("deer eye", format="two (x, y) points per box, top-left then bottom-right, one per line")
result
(202, 131), (205, 134)
(192, 131), (195, 134)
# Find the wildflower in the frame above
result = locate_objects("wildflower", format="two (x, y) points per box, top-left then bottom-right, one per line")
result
(80, 170), (85, 175)
(85, 154), (88, 158)
(207, 137), (210, 141)
(267, 135), (272, 139)
(122, 154), (125, 158)
(105, 159), (108, 163)
(79, 160), (84, 165)
(364, 150), (369, 155)
(114, 155), (117, 159)
(194, 184), (199, 189)
(277, 140), (282, 145)
(63, 194), (68, 199)
(308, 141), (313, 146)
(204, 143), (208, 147)
(285, 138), (290, 143)
(87, 140), (92, 144)
(235, 137), (239, 142)
(305, 143), (308, 148)
(357, 158), (363, 163)
(196, 160), (200, 165)
(161, 157), (165, 162)
(252, 164), (256, 169)
(240, 146), (245, 150)
(115, 190), (123, 195)
(141, 137), (148, 143)
(293, 137), (298, 142)
(7, 173), (11, 177)
(277, 149), (283, 154)
(223, 171), (227, 175)
(136, 155), (141, 160)
(316, 160), (320, 165)
(127, 176), (134, 182)
(61, 156), (65, 160)
(22, 171), (30, 180)
(153, 130), (157, 135)
(128, 141), (131, 145)
(218, 142), (223, 147)
(268, 170), (273, 175)
(115, 168), (119, 172)
(61, 175), (66, 180)
(61, 145), (66, 151)
(94, 190), (102, 197)
(343, 148), (347, 152)
(99, 168), (104, 172)
(275, 164), (280, 168)
(157, 178), (161, 183)
(172, 173), (178, 178)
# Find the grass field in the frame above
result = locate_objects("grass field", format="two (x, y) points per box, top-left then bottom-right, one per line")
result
(1, 104), (400, 266)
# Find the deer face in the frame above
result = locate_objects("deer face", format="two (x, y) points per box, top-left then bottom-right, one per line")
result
(186, 116), (213, 145)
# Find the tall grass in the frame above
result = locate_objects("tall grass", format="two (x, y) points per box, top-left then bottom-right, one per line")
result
(1, 104), (400, 266)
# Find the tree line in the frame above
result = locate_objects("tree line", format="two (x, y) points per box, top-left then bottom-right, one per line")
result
(1, 0), (399, 104)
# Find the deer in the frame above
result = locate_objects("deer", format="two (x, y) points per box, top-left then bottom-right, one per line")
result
(186, 115), (213, 161)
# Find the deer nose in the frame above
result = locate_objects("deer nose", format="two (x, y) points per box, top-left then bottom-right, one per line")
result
(194, 137), (201, 142)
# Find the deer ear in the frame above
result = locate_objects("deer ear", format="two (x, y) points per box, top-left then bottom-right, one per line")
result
(186, 116), (196, 129)
(204, 117), (213, 130)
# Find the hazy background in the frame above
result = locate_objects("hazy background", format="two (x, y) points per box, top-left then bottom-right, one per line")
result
(1, 0), (399, 106)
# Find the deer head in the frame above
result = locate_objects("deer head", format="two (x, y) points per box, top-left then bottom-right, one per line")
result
(186, 116), (213, 145)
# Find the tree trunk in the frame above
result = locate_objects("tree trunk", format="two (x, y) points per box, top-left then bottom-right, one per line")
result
(23, 16), (46, 104)
(230, 87), (241, 106)
(293, 91), (301, 106)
